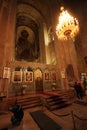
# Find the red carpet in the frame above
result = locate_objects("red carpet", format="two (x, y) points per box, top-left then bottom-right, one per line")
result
(41, 92), (58, 96)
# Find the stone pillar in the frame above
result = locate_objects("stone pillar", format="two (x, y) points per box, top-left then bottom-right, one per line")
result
(55, 35), (80, 90)
(0, 0), (17, 96)
(65, 39), (80, 81)
(39, 22), (47, 63)
(43, 23), (50, 64)
(48, 0), (80, 89)
(55, 38), (69, 90)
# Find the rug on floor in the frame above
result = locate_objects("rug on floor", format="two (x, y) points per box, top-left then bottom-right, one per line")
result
(30, 110), (62, 130)
(74, 100), (87, 106)
(0, 128), (8, 130)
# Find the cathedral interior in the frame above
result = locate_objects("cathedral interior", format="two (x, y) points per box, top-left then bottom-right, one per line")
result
(0, 0), (87, 130)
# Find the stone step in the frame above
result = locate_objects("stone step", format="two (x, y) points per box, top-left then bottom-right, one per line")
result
(22, 102), (42, 109)
(17, 96), (42, 110)
(45, 95), (71, 111)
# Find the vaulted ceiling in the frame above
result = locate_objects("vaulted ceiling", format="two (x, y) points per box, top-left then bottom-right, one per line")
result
(16, 0), (87, 58)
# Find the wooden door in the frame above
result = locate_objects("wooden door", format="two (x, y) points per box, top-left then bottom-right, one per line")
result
(34, 69), (43, 92)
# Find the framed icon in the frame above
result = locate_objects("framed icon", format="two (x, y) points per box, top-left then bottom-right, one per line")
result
(12, 71), (22, 83)
(51, 72), (56, 81)
(24, 71), (33, 82)
(3, 67), (10, 79)
(44, 72), (50, 81)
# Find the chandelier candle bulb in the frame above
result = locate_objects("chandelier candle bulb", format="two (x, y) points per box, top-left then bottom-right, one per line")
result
(56, 7), (79, 40)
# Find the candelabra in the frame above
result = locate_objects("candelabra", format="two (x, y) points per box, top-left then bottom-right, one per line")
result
(56, 6), (79, 40)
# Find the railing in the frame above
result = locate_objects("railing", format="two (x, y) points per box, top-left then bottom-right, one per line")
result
(50, 110), (87, 130)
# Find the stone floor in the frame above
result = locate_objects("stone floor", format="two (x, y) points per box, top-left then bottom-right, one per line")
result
(0, 95), (87, 130)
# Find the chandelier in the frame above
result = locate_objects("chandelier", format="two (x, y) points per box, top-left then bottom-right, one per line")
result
(56, 7), (79, 40)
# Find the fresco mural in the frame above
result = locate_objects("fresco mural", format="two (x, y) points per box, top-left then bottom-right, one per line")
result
(15, 16), (40, 62)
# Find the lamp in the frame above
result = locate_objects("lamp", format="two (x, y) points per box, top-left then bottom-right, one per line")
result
(56, 6), (79, 40)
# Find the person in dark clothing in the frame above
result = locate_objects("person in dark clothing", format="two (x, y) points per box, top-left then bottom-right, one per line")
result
(10, 100), (24, 125)
(74, 82), (83, 99)
(74, 81), (79, 98)
(77, 82), (83, 99)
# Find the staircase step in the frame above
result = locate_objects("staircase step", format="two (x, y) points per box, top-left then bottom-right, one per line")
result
(18, 97), (41, 103)
(17, 96), (42, 110)
(45, 95), (71, 111)
(17, 96), (40, 101)
(22, 102), (42, 109)
(48, 100), (66, 106)
(18, 100), (41, 106)
(50, 103), (69, 110)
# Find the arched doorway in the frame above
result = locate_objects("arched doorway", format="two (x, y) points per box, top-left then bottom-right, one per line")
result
(34, 68), (43, 92)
